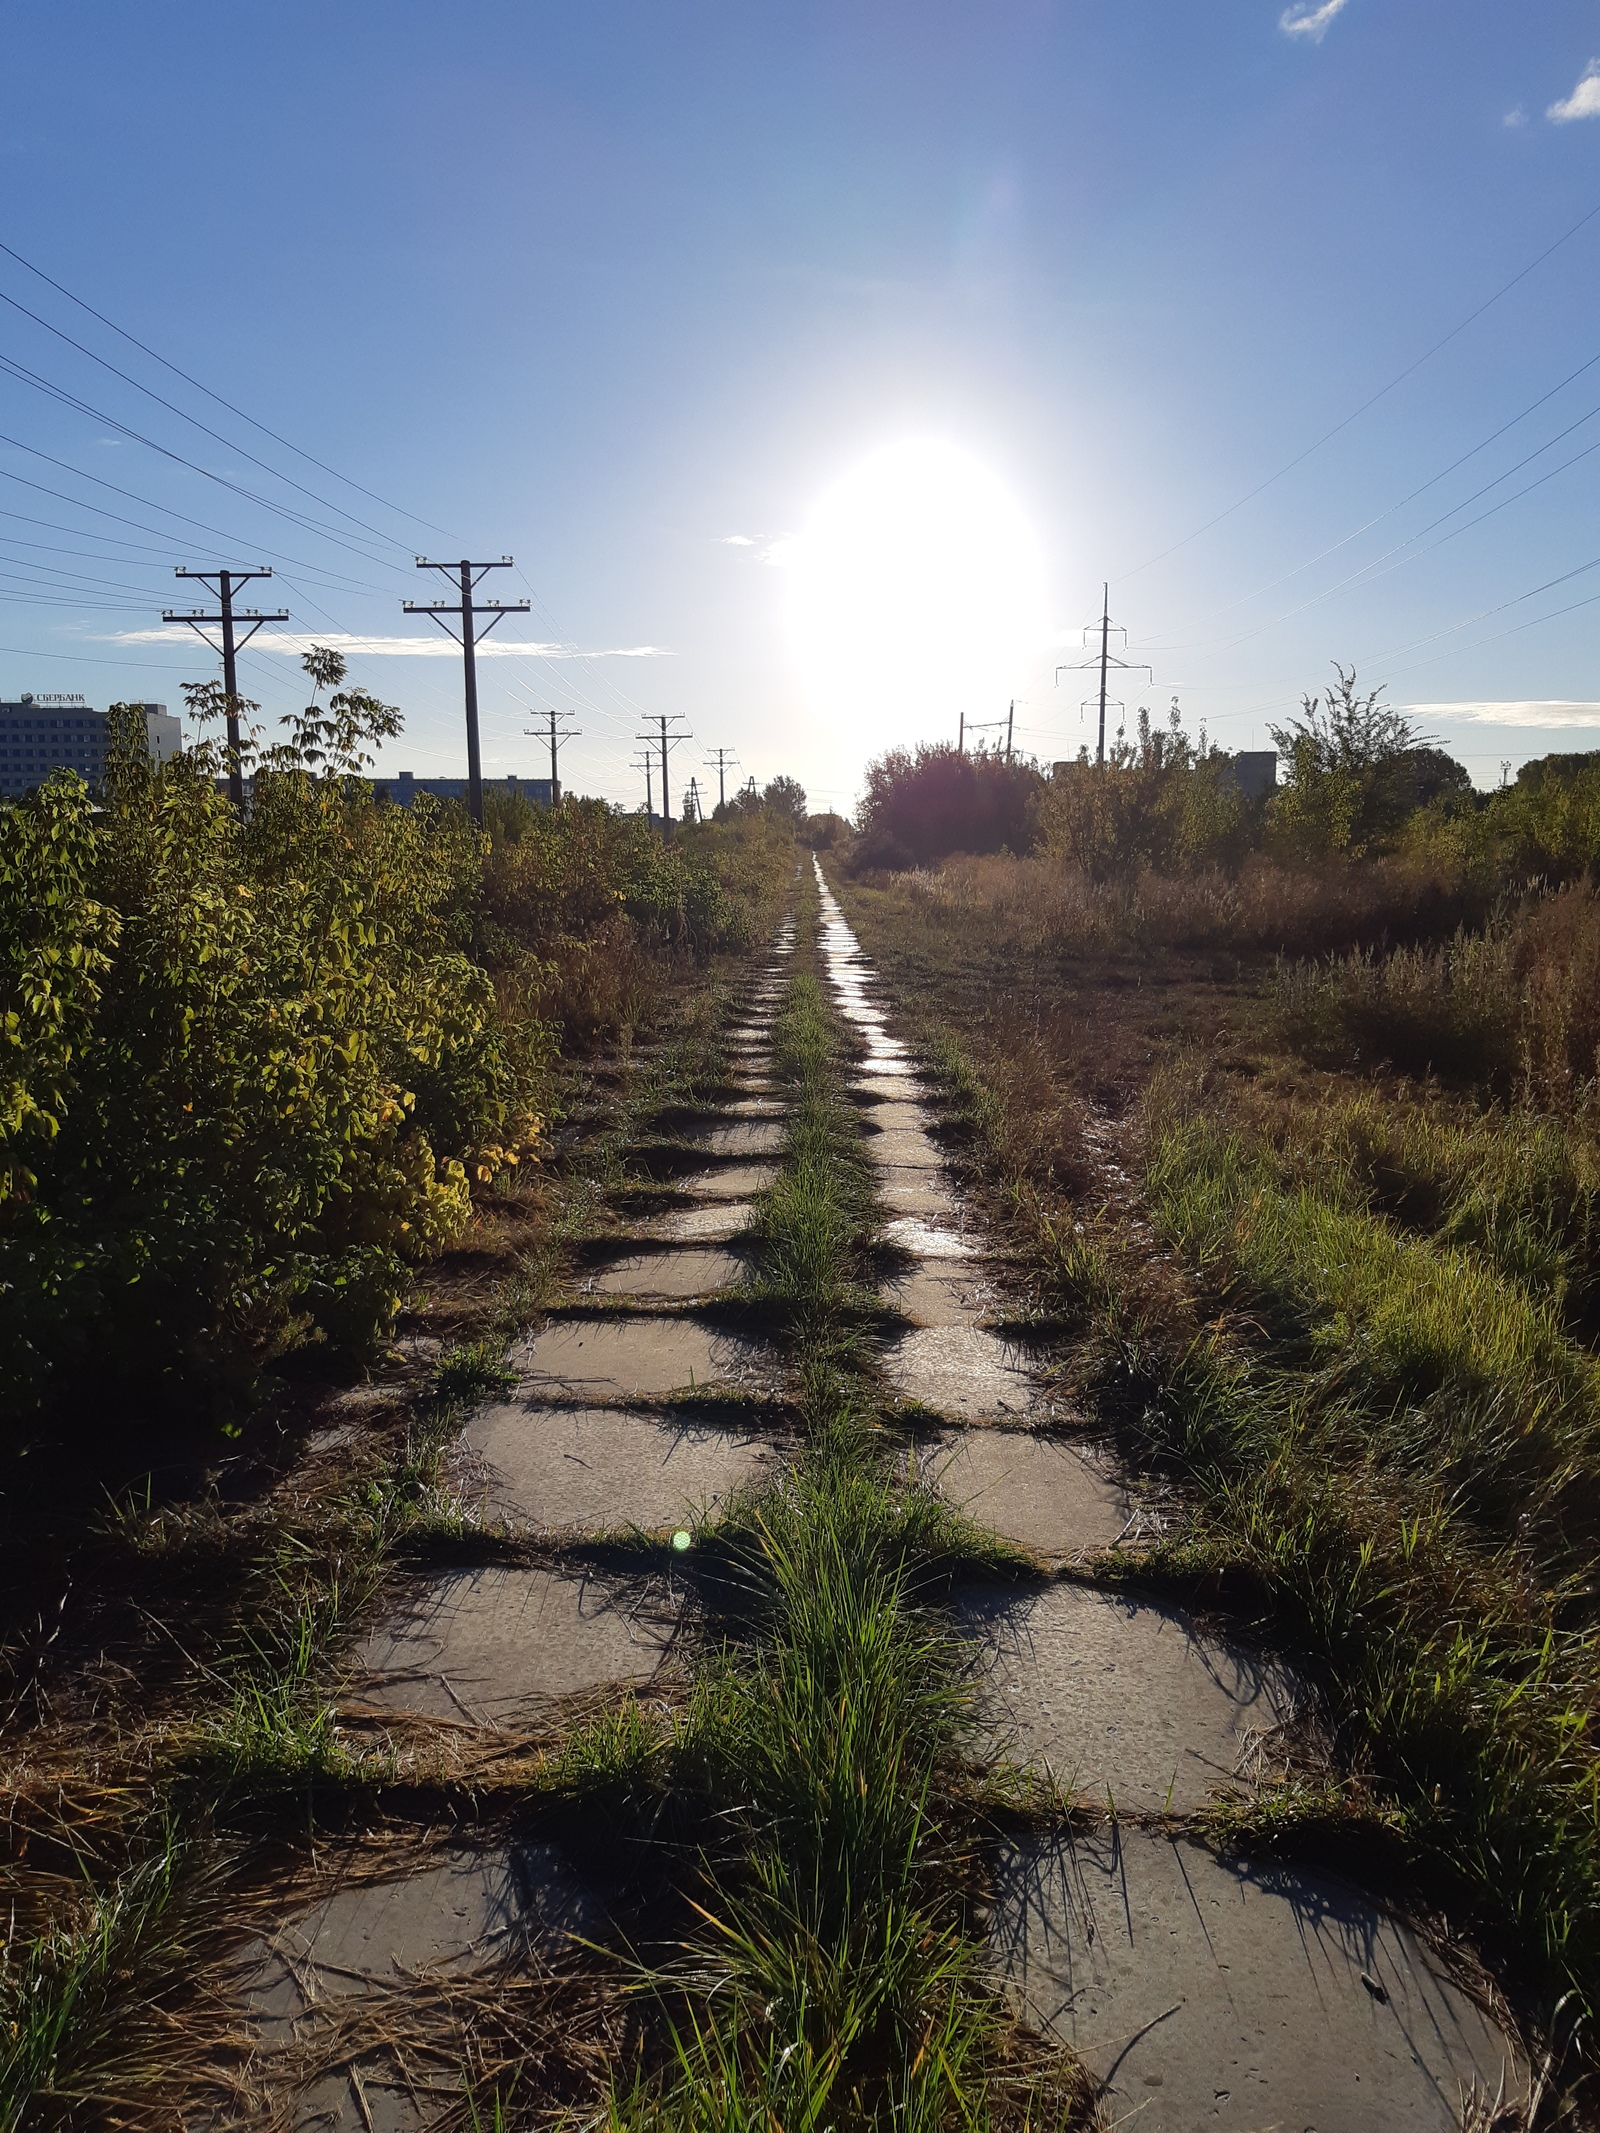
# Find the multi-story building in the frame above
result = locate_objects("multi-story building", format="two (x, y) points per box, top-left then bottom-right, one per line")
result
(0, 698), (181, 798)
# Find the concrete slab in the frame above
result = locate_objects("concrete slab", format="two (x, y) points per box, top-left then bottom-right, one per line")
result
(923, 1431), (1127, 1559)
(855, 1055), (923, 1079)
(865, 1100), (939, 1134)
(991, 1828), (1519, 2130)
(882, 1264), (996, 1326)
(675, 1161), (780, 1201)
(514, 1315), (778, 1400)
(886, 1323), (1045, 1423)
(237, 1845), (604, 2131)
(957, 1583), (1292, 1812)
(694, 1120), (787, 1157)
(851, 1075), (930, 1105)
(353, 1565), (677, 1724)
(879, 1172), (964, 1219)
(866, 1128), (945, 1171)
(883, 1215), (978, 1259)
(465, 1404), (782, 1530)
(580, 1247), (749, 1301)
(643, 1201), (758, 1243)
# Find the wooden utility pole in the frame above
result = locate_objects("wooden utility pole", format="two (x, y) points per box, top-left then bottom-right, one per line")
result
(635, 713), (691, 837)
(525, 707), (580, 804)
(1006, 699), (1014, 760)
(706, 746), (738, 811)
(403, 558), (529, 824)
(163, 566), (287, 808)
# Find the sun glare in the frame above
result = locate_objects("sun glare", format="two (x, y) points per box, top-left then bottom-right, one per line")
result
(787, 439), (1047, 748)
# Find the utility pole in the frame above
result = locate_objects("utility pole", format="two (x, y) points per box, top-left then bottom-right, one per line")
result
(163, 567), (287, 809)
(1056, 583), (1153, 767)
(403, 558), (529, 825)
(958, 712), (964, 756)
(525, 706), (580, 805)
(635, 713), (691, 838)
(1006, 700), (1014, 761)
(632, 750), (655, 819)
(706, 746), (738, 812)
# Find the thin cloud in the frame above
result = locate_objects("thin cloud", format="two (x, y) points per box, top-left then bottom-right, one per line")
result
(1279, 0), (1350, 44)
(1402, 700), (1600, 728)
(718, 534), (757, 546)
(1549, 61), (1600, 123)
(1504, 105), (1528, 129)
(107, 629), (669, 659)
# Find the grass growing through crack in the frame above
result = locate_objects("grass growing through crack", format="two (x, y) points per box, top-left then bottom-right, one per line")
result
(581, 869), (1091, 2130)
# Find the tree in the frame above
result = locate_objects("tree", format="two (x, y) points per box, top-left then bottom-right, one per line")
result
(853, 744), (1042, 868)
(1268, 665), (1426, 857)
(762, 774), (808, 824)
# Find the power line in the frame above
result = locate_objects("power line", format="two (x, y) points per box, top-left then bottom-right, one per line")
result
(705, 745), (738, 811)
(635, 713), (691, 836)
(1122, 193), (1600, 580)
(0, 236), (450, 535)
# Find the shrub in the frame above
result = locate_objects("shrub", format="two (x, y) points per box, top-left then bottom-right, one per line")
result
(852, 743), (1042, 868)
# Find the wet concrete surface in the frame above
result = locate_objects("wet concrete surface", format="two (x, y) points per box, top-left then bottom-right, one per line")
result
(466, 1403), (782, 1530)
(956, 1582), (1292, 1812)
(991, 1827), (1520, 2129)
(352, 1565), (680, 1725)
(922, 1430), (1127, 1559)
(513, 1313), (778, 1401)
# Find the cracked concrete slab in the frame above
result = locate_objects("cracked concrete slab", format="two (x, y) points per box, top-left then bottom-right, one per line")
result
(465, 1403), (782, 1530)
(886, 1323), (1047, 1423)
(352, 1565), (678, 1726)
(920, 1430), (1126, 1559)
(957, 1582), (1293, 1812)
(514, 1314), (780, 1400)
(990, 1827), (1520, 2130)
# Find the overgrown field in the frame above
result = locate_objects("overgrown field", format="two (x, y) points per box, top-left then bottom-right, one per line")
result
(828, 847), (1600, 2070)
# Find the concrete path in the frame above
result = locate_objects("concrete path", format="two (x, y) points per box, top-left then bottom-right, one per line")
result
(222, 916), (803, 2129)
(811, 858), (1524, 2126)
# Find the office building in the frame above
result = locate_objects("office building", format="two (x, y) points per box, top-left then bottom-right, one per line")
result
(0, 698), (181, 799)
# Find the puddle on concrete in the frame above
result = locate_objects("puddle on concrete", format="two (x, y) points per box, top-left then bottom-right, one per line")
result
(466, 1404), (782, 1529)
(887, 1324), (1047, 1422)
(354, 1565), (678, 1724)
(642, 1201), (758, 1243)
(235, 1844), (604, 2131)
(675, 1161), (780, 1201)
(957, 1582), (1292, 1812)
(514, 1315), (778, 1400)
(921, 1431), (1126, 1558)
(990, 1828), (1519, 2130)
(881, 1264), (995, 1326)
(580, 1247), (749, 1300)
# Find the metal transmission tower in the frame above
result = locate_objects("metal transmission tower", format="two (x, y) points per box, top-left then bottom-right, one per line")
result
(685, 775), (703, 824)
(1055, 583), (1152, 767)
(163, 567), (287, 808)
(403, 558), (529, 824)
(705, 746), (738, 812)
(635, 713), (691, 837)
(525, 707), (581, 804)
(631, 750), (655, 819)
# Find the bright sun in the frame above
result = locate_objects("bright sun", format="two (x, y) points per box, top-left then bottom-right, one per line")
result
(787, 439), (1048, 748)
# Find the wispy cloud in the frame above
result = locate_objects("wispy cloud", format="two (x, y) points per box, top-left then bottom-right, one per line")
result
(1401, 700), (1600, 728)
(717, 531), (792, 566)
(1549, 60), (1600, 122)
(1504, 105), (1527, 129)
(718, 534), (757, 546)
(106, 629), (669, 659)
(1279, 0), (1350, 44)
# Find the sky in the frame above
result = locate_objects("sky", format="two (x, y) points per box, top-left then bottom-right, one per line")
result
(3, 1), (1600, 810)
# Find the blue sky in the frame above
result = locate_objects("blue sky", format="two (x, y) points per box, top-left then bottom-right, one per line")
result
(3, 1), (1600, 808)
